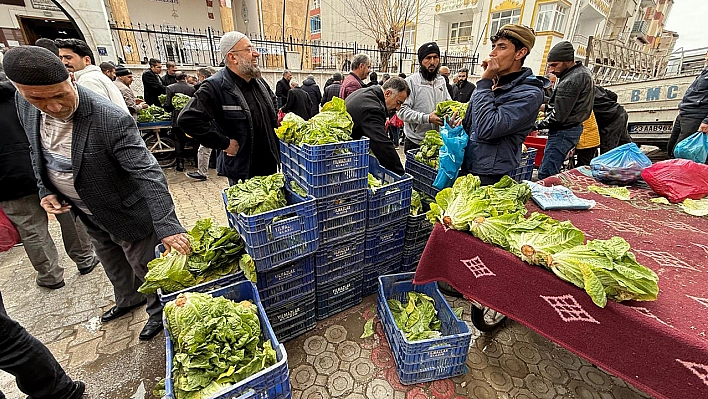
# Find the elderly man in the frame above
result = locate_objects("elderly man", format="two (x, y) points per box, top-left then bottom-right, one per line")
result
(275, 69), (292, 109)
(302, 74), (322, 116)
(322, 72), (342, 105)
(439, 65), (454, 97)
(339, 53), (370, 99)
(142, 58), (165, 106)
(346, 77), (410, 175)
(114, 65), (147, 119)
(178, 31), (280, 185)
(55, 38), (128, 112)
(398, 42), (452, 152)
(4, 46), (190, 341)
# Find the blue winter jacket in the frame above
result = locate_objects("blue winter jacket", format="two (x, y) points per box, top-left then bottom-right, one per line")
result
(461, 68), (545, 176)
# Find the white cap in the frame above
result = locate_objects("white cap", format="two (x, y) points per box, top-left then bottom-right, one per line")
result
(219, 31), (247, 60)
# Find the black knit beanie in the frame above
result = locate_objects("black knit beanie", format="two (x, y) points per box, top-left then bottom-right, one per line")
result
(2, 46), (69, 86)
(547, 41), (575, 62)
(417, 42), (440, 63)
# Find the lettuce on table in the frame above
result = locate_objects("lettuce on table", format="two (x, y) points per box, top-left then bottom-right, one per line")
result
(588, 185), (631, 201)
(505, 212), (585, 267)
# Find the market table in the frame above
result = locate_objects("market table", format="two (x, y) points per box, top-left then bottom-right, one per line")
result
(137, 121), (177, 167)
(414, 167), (708, 399)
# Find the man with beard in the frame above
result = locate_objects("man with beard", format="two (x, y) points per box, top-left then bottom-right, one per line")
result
(398, 42), (452, 152)
(178, 31), (280, 185)
(452, 67), (475, 103)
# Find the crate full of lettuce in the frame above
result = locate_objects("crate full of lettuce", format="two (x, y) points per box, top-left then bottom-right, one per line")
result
(223, 172), (318, 272)
(156, 281), (291, 399)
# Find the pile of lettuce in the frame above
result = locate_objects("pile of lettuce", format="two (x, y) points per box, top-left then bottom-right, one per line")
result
(161, 292), (277, 399)
(368, 173), (383, 192)
(414, 130), (443, 169)
(276, 97), (353, 146)
(225, 173), (287, 215)
(172, 93), (191, 111)
(137, 104), (171, 123)
(388, 292), (442, 341)
(138, 218), (254, 294)
(435, 100), (467, 120)
(426, 176), (659, 307)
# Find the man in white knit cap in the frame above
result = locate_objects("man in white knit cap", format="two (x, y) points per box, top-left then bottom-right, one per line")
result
(177, 31), (280, 185)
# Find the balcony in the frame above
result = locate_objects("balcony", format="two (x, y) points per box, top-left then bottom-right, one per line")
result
(584, 0), (611, 17)
(435, 0), (481, 17)
(640, 0), (656, 7)
(631, 20), (648, 43)
(572, 34), (590, 58)
(609, 0), (637, 19)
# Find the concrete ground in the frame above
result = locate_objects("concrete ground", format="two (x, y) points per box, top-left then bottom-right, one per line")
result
(0, 156), (656, 399)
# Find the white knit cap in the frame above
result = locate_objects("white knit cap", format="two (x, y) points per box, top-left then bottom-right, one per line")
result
(219, 31), (247, 60)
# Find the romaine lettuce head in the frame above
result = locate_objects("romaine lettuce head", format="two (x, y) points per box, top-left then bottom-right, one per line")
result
(275, 112), (307, 144)
(469, 212), (524, 248)
(506, 216), (585, 267)
(138, 251), (195, 294)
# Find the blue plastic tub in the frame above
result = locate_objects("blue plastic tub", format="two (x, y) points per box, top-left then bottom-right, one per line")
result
(257, 256), (316, 310)
(266, 292), (317, 343)
(223, 189), (318, 273)
(315, 270), (364, 320)
(367, 158), (413, 227)
(377, 273), (472, 385)
(362, 258), (400, 297)
(508, 148), (537, 183)
(163, 281), (291, 399)
(364, 219), (406, 267)
(404, 149), (440, 199)
(316, 189), (368, 245)
(314, 233), (365, 285)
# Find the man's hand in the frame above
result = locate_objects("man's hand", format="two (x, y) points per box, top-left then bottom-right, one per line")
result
(699, 123), (708, 133)
(480, 57), (500, 80)
(429, 112), (444, 127)
(162, 233), (191, 255)
(40, 194), (71, 215)
(224, 139), (240, 156)
(447, 111), (462, 128)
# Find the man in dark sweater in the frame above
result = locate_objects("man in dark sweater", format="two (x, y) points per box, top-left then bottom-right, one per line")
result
(142, 58), (165, 106)
(321, 72), (342, 105)
(160, 61), (178, 86)
(282, 81), (313, 120)
(452, 67), (475, 103)
(275, 70), (292, 109)
(164, 72), (196, 171)
(345, 77), (410, 175)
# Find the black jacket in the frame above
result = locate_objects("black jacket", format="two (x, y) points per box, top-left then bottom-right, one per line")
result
(301, 77), (322, 116)
(593, 86), (625, 128)
(322, 82), (341, 105)
(177, 68), (280, 181)
(345, 86), (404, 175)
(161, 73), (178, 87)
(282, 87), (313, 120)
(0, 81), (38, 202)
(452, 80), (475, 103)
(275, 78), (290, 108)
(536, 62), (594, 130)
(443, 75), (454, 98)
(142, 69), (165, 106)
(164, 81), (196, 126)
(678, 67), (708, 123)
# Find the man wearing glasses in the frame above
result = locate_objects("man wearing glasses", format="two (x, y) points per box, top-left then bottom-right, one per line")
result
(177, 31), (280, 185)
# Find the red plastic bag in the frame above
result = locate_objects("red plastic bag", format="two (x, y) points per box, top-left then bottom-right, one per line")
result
(0, 208), (21, 252)
(641, 159), (708, 203)
(277, 109), (285, 126)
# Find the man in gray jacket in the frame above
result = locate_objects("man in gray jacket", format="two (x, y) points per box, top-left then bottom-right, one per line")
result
(4, 46), (190, 341)
(536, 41), (594, 179)
(398, 42), (452, 152)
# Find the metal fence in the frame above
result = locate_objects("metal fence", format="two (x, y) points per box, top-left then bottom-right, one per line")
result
(110, 23), (478, 74)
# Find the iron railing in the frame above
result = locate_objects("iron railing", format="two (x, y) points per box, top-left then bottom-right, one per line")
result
(110, 22), (478, 73)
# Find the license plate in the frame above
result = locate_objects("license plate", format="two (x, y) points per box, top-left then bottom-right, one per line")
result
(629, 123), (673, 134)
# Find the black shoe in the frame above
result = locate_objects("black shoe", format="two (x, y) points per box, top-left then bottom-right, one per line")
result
(176, 158), (185, 172)
(38, 280), (65, 289)
(187, 171), (207, 181)
(78, 257), (100, 275)
(67, 380), (86, 398)
(139, 319), (164, 340)
(101, 299), (147, 323)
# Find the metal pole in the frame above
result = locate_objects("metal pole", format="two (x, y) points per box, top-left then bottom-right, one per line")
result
(207, 27), (216, 66)
(282, 0), (288, 69)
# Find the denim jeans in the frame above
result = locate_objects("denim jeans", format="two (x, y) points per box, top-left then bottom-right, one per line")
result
(388, 125), (400, 146)
(538, 125), (583, 180)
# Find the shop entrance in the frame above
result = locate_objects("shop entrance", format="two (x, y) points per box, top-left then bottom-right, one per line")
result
(17, 16), (80, 44)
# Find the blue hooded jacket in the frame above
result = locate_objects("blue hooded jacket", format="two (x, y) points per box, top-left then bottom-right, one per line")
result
(461, 67), (546, 176)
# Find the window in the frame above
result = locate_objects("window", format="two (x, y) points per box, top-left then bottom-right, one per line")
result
(401, 25), (415, 47)
(490, 8), (521, 36)
(536, 3), (567, 33)
(310, 15), (321, 34)
(311, 0), (320, 10)
(450, 21), (473, 45)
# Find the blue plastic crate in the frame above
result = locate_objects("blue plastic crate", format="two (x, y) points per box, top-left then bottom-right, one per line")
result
(163, 281), (291, 399)
(377, 273), (472, 385)
(154, 244), (245, 305)
(266, 292), (317, 343)
(362, 258), (400, 297)
(316, 190), (368, 245)
(364, 220), (406, 266)
(280, 139), (370, 198)
(223, 189), (319, 273)
(316, 271), (364, 320)
(257, 256), (315, 309)
(314, 234), (365, 285)
(400, 247), (424, 273)
(508, 148), (537, 183)
(404, 209), (433, 250)
(405, 149), (440, 199)
(367, 158), (413, 227)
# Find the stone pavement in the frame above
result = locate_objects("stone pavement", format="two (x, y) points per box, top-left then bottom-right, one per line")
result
(0, 165), (653, 399)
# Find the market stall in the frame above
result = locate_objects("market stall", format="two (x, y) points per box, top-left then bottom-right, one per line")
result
(413, 166), (708, 399)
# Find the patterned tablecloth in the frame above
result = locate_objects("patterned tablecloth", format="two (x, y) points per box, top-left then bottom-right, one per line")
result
(414, 167), (708, 399)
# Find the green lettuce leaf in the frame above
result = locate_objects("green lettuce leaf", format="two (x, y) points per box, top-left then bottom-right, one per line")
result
(588, 185), (631, 201)
(225, 173), (287, 215)
(505, 213), (585, 267)
(679, 198), (708, 216)
(469, 212), (524, 249)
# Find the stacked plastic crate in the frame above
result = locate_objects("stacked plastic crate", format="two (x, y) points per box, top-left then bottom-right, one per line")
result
(400, 200), (434, 273)
(280, 138), (370, 320)
(362, 158), (413, 297)
(223, 188), (319, 342)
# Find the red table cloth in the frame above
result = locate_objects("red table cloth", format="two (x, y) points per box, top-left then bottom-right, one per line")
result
(414, 167), (708, 399)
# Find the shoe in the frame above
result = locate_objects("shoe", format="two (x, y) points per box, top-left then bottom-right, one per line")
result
(38, 280), (65, 289)
(187, 171), (207, 181)
(176, 158), (185, 172)
(67, 380), (86, 398)
(78, 257), (100, 275)
(101, 299), (147, 323)
(139, 319), (164, 340)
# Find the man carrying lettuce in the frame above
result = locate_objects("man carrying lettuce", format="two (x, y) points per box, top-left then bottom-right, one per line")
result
(461, 24), (546, 186)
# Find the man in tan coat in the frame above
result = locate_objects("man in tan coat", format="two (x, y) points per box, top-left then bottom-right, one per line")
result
(113, 65), (147, 119)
